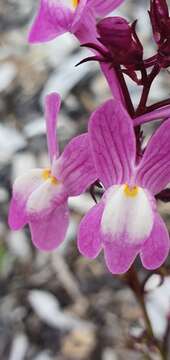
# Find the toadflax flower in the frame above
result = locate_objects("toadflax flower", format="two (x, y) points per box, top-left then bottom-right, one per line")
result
(28, 0), (125, 103)
(8, 93), (96, 251)
(78, 99), (170, 274)
(28, 0), (125, 44)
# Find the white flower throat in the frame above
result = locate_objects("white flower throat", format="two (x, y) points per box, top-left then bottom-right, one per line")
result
(101, 184), (153, 244)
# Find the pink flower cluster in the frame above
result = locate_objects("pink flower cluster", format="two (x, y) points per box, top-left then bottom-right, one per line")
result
(8, 0), (170, 274)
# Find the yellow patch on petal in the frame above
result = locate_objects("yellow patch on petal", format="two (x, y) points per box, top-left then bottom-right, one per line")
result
(50, 176), (59, 186)
(42, 169), (59, 186)
(124, 184), (139, 198)
(42, 169), (51, 181)
(72, 0), (79, 8)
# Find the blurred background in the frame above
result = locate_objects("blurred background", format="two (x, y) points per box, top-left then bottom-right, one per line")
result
(1, 0), (170, 359)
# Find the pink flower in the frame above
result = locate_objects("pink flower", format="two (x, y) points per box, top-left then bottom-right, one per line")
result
(78, 99), (170, 274)
(28, 0), (124, 44)
(8, 93), (96, 251)
(28, 1), (125, 108)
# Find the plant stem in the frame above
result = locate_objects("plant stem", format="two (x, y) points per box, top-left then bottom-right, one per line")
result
(126, 265), (154, 338)
(125, 265), (167, 360)
(115, 66), (135, 117)
(146, 98), (170, 113)
(136, 64), (160, 115)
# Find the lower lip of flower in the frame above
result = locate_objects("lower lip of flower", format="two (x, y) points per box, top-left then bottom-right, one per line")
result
(42, 169), (59, 186)
(124, 184), (139, 197)
(101, 184), (153, 241)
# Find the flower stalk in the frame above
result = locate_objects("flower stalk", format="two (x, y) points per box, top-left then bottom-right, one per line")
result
(126, 265), (167, 360)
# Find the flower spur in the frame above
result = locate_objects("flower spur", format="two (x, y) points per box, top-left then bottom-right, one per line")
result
(78, 99), (170, 274)
(8, 93), (96, 251)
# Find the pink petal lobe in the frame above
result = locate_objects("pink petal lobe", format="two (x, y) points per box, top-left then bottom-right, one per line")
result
(89, 99), (136, 189)
(8, 196), (27, 230)
(8, 169), (44, 230)
(90, 0), (124, 16)
(45, 93), (61, 162)
(136, 118), (170, 195)
(140, 213), (170, 270)
(103, 236), (140, 274)
(29, 202), (69, 251)
(78, 202), (104, 258)
(74, 10), (97, 43)
(53, 133), (97, 196)
(28, 0), (73, 43)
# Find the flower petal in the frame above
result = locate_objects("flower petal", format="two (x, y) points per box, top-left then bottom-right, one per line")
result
(26, 180), (66, 219)
(29, 202), (69, 251)
(77, 201), (104, 258)
(8, 169), (44, 230)
(136, 118), (170, 195)
(45, 93), (61, 162)
(8, 196), (27, 230)
(74, 8), (97, 43)
(53, 133), (97, 196)
(28, 0), (73, 43)
(134, 105), (170, 126)
(101, 185), (154, 245)
(89, 99), (136, 189)
(100, 63), (125, 105)
(103, 238), (139, 274)
(90, 0), (124, 16)
(140, 213), (170, 270)
(100, 184), (154, 274)
(71, 0), (88, 33)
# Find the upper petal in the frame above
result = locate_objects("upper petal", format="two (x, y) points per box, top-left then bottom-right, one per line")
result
(45, 93), (61, 162)
(29, 202), (69, 251)
(89, 0), (124, 16)
(136, 118), (170, 195)
(8, 169), (44, 230)
(71, 0), (88, 32)
(74, 6), (97, 43)
(52, 133), (97, 196)
(140, 213), (170, 270)
(89, 99), (136, 189)
(28, 0), (73, 43)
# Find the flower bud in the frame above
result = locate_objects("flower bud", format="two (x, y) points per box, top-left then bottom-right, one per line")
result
(97, 17), (132, 51)
(97, 17), (143, 66)
(150, 0), (170, 44)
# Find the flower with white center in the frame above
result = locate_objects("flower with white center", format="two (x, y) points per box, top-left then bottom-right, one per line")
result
(78, 99), (170, 274)
(8, 93), (96, 251)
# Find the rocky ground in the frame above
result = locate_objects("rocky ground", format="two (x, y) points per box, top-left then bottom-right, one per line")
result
(1, 0), (170, 359)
